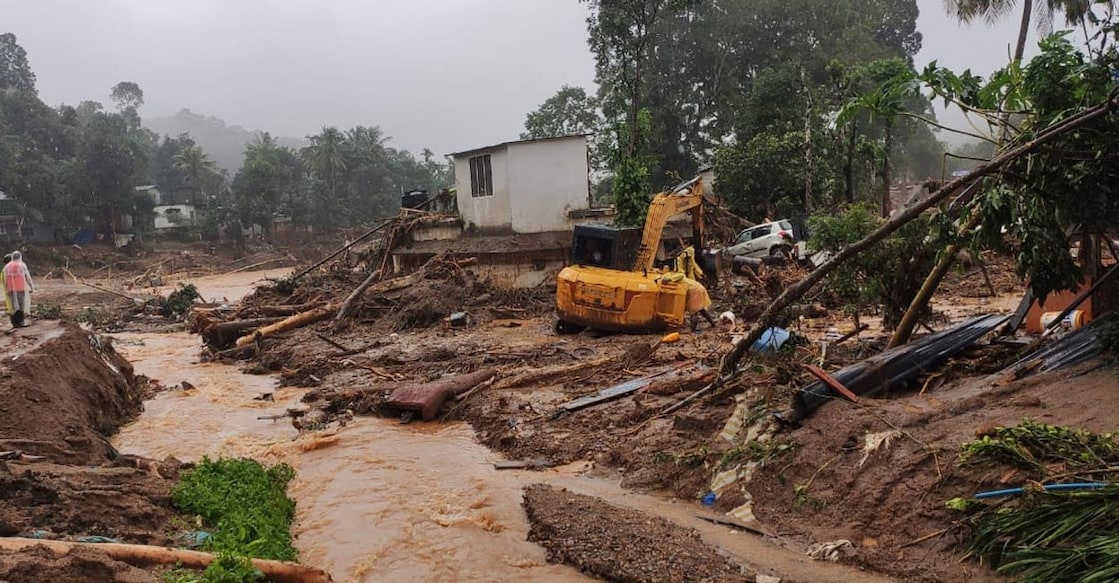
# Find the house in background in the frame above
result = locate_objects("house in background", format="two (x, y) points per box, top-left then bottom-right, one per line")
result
(391, 134), (613, 287)
(0, 191), (57, 244)
(137, 185), (199, 230)
(450, 134), (593, 234)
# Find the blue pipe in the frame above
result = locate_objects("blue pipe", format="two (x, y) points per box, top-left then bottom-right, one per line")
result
(975, 482), (1111, 499)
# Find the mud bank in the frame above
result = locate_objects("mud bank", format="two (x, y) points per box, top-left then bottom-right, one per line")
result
(524, 484), (751, 582)
(0, 323), (180, 582)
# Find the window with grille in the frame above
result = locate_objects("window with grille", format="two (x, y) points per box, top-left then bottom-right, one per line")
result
(469, 155), (493, 198)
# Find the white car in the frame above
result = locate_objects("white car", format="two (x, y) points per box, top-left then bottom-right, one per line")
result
(725, 220), (797, 258)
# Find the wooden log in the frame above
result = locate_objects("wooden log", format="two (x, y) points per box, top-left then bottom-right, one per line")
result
(235, 304), (338, 347)
(253, 302), (327, 317)
(0, 537), (332, 583)
(207, 317), (285, 338)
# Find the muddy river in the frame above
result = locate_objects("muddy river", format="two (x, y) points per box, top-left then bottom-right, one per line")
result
(110, 269), (889, 583)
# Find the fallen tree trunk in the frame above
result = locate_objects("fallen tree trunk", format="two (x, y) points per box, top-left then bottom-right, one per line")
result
(205, 316), (287, 350)
(0, 537), (333, 583)
(208, 317), (286, 337)
(663, 90), (1119, 416)
(235, 304), (338, 347)
(253, 302), (327, 317)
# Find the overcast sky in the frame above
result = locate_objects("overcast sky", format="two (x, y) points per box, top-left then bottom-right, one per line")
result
(4, 0), (1058, 155)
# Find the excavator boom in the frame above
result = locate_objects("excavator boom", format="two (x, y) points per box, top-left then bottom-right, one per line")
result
(632, 176), (706, 272)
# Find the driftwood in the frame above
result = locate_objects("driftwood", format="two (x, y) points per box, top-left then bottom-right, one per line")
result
(253, 302), (327, 317)
(235, 304), (338, 347)
(204, 317), (285, 350)
(0, 537), (332, 583)
(335, 254), (477, 322)
(291, 217), (393, 282)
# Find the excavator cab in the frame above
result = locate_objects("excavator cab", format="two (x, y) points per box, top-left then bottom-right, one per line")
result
(570, 224), (642, 270)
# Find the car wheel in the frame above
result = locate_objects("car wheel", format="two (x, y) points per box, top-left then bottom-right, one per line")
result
(770, 245), (792, 258)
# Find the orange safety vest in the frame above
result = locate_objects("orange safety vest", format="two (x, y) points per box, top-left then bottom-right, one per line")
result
(4, 261), (28, 292)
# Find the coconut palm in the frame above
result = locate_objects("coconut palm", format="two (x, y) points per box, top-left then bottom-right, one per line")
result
(171, 145), (217, 200)
(944, 0), (1105, 62)
(302, 127), (349, 200)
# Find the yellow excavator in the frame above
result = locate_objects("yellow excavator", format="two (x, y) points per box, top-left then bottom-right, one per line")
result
(555, 175), (711, 333)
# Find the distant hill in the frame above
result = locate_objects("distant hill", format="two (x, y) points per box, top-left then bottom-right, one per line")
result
(143, 109), (307, 173)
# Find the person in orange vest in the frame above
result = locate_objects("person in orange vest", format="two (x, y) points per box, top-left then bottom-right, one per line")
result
(4, 251), (33, 328)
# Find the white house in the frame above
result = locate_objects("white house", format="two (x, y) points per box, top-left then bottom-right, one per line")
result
(136, 185), (198, 230)
(448, 134), (591, 234)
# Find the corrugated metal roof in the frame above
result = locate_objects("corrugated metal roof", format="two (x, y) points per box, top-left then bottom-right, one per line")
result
(446, 133), (592, 159)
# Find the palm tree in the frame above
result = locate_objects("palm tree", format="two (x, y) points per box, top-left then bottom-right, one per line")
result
(944, 0), (1104, 63)
(172, 145), (217, 200)
(302, 127), (348, 201)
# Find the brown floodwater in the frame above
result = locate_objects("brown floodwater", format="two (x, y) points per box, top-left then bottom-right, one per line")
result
(110, 269), (891, 583)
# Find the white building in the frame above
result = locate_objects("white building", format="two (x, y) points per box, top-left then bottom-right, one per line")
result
(154, 204), (197, 229)
(448, 134), (592, 234)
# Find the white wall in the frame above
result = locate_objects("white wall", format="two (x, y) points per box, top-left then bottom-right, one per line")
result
(154, 204), (196, 230)
(506, 136), (589, 233)
(454, 148), (511, 232)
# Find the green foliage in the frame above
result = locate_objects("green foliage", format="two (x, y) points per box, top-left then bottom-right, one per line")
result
(582, 0), (927, 188)
(161, 554), (265, 583)
(714, 128), (834, 219)
(951, 420), (1119, 581)
(165, 283), (201, 318)
(523, 85), (606, 172)
(1098, 314), (1119, 355)
(522, 85), (601, 140)
(612, 110), (653, 226)
(808, 204), (938, 328)
(172, 457), (297, 563)
(0, 33), (37, 94)
(30, 303), (62, 320)
(0, 35), (447, 245)
(920, 33), (1119, 301)
(959, 420), (1119, 473)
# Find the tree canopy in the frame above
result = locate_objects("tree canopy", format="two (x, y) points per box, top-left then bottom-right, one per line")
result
(0, 33), (449, 243)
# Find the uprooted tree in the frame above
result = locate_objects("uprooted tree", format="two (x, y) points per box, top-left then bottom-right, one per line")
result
(664, 76), (1119, 414)
(710, 30), (1119, 389)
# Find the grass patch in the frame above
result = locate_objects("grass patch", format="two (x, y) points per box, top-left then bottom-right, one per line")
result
(167, 457), (296, 582)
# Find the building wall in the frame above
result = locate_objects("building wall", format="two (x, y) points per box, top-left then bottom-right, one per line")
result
(154, 204), (197, 230)
(506, 137), (589, 233)
(454, 148), (512, 232)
